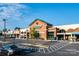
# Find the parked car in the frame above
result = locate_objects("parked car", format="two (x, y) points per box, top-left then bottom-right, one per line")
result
(0, 44), (17, 56)
(15, 47), (38, 55)
(0, 44), (38, 56)
(0, 36), (4, 40)
(0, 48), (8, 56)
(12, 46), (38, 55)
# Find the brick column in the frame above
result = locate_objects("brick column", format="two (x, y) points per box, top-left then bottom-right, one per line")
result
(54, 28), (57, 40)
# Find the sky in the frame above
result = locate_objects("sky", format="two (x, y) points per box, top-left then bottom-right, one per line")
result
(0, 3), (79, 30)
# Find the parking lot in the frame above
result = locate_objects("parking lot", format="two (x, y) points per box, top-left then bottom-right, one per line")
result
(1, 39), (79, 56)
(27, 42), (79, 56)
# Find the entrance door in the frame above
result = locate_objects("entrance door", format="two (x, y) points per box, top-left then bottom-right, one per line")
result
(47, 32), (54, 40)
(75, 35), (79, 41)
(57, 35), (63, 40)
(27, 32), (29, 39)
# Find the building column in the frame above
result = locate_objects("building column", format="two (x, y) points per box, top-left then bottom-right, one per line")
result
(73, 34), (76, 42)
(70, 34), (73, 42)
(54, 30), (57, 40)
(26, 32), (27, 39)
(63, 33), (66, 40)
(28, 31), (31, 39)
(19, 34), (21, 39)
(45, 30), (48, 40)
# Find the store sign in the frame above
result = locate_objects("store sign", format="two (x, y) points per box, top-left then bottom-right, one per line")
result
(34, 25), (42, 29)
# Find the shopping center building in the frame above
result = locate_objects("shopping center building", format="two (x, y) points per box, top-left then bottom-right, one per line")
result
(26, 19), (59, 40)
(26, 19), (79, 41)
(4, 19), (79, 41)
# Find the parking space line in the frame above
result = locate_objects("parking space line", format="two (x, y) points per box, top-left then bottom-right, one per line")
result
(49, 47), (54, 52)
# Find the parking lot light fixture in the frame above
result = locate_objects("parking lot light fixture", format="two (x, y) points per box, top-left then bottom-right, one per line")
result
(3, 19), (7, 41)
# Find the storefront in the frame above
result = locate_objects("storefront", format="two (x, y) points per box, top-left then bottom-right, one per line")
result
(26, 19), (59, 40)
(6, 19), (79, 41)
(57, 32), (79, 41)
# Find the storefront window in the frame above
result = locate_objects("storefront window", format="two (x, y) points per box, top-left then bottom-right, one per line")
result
(48, 32), (54, 40)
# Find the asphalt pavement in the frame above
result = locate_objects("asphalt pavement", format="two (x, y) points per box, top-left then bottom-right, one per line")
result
(27, 42), (79, 56)
(1, 39), (79, 56)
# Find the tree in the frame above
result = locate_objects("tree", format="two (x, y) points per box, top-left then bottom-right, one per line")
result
(33, 31), (39, 39)
(3, 28), (7, 32)
(59, 29), (66, 33)
(31, 28), (39, 39)
(0, 31), (2, 35)
(14, 27), (20, 30)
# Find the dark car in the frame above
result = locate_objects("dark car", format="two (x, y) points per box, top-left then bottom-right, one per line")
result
(0, 44), (18, 55)
(0, 48), (8, 56)
(0, 44), (38, 56)
(0, 44), (14, 56)
(12, 46), (38, 56)
(16, 47), (38, 55)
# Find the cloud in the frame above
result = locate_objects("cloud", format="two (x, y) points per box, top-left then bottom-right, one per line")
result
(0, 21), (3, 25)
(0, 3), (29, 20)
(0, 3), (31, 30)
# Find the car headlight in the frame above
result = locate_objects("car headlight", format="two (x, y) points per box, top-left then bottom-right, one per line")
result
(8, 50), (13, 54)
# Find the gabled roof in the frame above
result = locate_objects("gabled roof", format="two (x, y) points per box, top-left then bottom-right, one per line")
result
(29, 19), (52, 26)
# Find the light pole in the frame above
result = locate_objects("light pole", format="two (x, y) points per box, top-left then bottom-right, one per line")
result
(3, 19), (6, 41)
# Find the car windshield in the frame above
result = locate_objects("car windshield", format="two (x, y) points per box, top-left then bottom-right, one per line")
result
(2, 45), (11, 50)
(10, 45), (18, 49)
